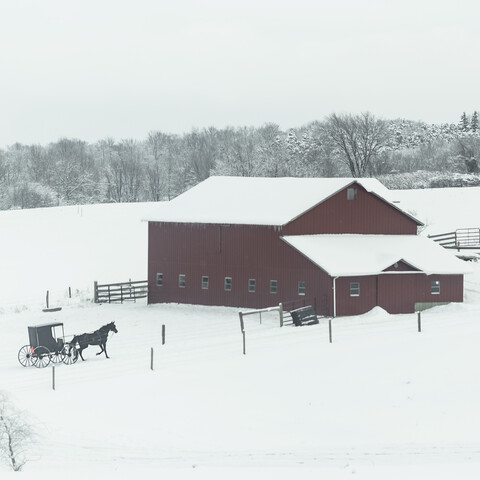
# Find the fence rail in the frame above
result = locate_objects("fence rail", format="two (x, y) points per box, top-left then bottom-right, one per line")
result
(94, 280), (149, 304)
(429, 228), (480, 249)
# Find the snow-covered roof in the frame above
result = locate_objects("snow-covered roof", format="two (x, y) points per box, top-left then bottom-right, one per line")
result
(282, 234), (471, 277)
(145, 176), (420, 226)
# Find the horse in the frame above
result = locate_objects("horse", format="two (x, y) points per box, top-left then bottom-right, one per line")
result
(70, 322), (118, 361)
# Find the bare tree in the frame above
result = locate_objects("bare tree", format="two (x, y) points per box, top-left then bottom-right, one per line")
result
(0, 391), (37, 471)
(325, 112), (388, 177)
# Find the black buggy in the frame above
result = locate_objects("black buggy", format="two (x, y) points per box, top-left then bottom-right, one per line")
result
(17, 322), (78, 368)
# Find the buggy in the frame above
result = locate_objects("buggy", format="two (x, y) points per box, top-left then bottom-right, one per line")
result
(17, 322), (78, 368)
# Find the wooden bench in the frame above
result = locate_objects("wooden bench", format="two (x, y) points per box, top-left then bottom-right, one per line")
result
(289, 305), (318, 326)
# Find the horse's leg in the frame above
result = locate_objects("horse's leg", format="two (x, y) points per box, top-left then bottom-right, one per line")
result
(96, 343), (105, 355)
(78, 346), (86, 361)
(104, 343), (109, 359)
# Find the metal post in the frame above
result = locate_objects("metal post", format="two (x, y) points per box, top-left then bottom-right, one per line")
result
(150, 347), (154, 370)
(417, 312), (422, 333)
(279, 303), (284, 328)
(46, 290), (49, 309)
(52, 366), (55, 390)
(242, 331), (246, 355)
(162, 324), (166, 345)
(329, 319), (333, 343)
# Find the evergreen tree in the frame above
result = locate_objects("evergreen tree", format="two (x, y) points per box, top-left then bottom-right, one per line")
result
(459, 112), (470, 132)
(471, 111), (479, 132)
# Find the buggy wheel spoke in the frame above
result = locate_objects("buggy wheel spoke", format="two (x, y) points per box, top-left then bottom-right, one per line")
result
(62, 345), (78, 365)
(18, 345), (35, 367)
(33, 346), (51, 368)
(50, 349), (65, 364)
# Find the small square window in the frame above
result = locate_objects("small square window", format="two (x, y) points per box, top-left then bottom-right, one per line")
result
(298, 281), (306, 296)
(202, 276), (209, 290)
(431, 280), (440, 295)
(350, 282), (360, 296)
(347, 188), (357, 200)
(178, 274), (186, 288)
(224, 277), (232, 291)
(156, 273), (163, 287)
(270, 280), (278, 294)
(248, 279), (256, 293)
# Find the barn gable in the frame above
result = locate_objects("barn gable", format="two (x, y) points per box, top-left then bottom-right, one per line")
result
(145, 176), (422, 230)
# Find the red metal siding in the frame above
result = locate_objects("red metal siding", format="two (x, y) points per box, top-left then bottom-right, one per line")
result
(283, 184), (419, 235)
(414, 274), (464, 304)
(148, 222), (332, 313)
(335, 273), (464, 316)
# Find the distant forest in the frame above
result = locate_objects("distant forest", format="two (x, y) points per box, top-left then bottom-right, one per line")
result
(0, 111), (479, 210)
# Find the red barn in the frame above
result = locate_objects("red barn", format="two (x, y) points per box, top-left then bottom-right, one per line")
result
(146, 177), (468, 316)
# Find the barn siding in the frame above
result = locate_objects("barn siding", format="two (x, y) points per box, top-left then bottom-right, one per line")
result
(334, 273), (464, 316)
(283, 184), (419, 235)
(148, 222), (332, 312)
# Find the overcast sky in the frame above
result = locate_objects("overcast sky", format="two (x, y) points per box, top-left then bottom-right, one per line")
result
(0, 0), (478, 146)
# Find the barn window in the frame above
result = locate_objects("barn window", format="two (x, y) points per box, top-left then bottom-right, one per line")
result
(347, 187), (357, 200)
(350, 282), (360, 296)
(298, 281), (306, 296)
(248, 279), (256, 293)
(431, 280), (440, 295)
(270, 280), (278, 294)
(202, 276), (209, 290)
(156, 273), (163, 287)
(178, 274), (186, 288)
(224, 277), (232, 291)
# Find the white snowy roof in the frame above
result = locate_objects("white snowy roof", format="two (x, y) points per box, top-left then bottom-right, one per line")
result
(281, 234), (471, 277)
(145, 176), (420, 226)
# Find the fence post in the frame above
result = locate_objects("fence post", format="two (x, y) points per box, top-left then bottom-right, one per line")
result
(417, 312), (422, 333)
(239, 312), (246, 355)
(150, 347), (154, 370)
(279, 303), (284, 328)
(162, 324), (166, 345)
(94, 281), (98, 303)
(120, 285), (124, 304)
(108, 285), (111, 303)
(52, 366), (55, 390)
(68, 286), (72, 299)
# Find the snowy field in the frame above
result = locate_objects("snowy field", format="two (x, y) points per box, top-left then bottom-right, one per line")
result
(1, 186), (480, 478)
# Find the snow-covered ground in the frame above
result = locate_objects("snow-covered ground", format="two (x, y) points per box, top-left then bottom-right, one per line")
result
(1, 186), (480, 478)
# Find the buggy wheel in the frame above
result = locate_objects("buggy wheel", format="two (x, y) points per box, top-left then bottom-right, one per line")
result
(18, 345), (36, 367)
(33, 346), (51, 368)
(50, 350), (65, 364)
(62, 345), (78, 365)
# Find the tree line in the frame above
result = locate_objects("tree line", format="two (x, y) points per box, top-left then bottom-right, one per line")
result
(0, 111), (479, 209)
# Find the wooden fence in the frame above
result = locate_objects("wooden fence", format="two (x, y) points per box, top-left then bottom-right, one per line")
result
(94, 280), (149, 304)
(429, 228), (480, 249)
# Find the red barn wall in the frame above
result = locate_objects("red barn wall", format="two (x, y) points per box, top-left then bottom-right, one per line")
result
(148, 222), (332, 313)
(334, 274), (464, 316)
(283, 184), (419, 235)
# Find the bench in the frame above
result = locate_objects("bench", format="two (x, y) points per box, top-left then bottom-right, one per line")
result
(289, 305), (318, 326)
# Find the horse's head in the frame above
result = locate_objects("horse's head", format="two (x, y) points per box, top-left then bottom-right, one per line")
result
(110, 322), (118, 334)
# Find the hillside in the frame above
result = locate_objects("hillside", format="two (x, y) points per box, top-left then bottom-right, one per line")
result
(0, 187), (479, 478)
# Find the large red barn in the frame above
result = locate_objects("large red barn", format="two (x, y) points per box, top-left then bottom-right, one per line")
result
(146, 177), (468, 316)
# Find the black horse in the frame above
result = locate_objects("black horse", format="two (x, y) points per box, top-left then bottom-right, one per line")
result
(70, 322), (118, 361)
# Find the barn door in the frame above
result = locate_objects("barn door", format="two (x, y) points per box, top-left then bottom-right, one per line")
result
(377, 275), (416, 314)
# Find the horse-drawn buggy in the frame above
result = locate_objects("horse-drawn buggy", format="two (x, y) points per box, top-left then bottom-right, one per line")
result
(17, 322), (78, 368)
(17, 321), (118, 367)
